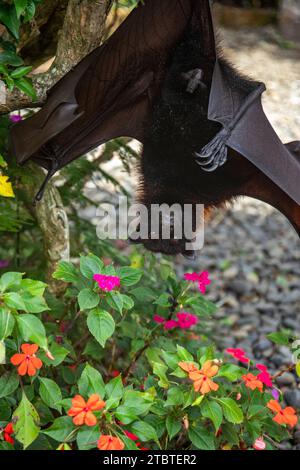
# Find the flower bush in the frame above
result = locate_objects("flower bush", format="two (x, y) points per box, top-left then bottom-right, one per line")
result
(0, 252), (299, 451)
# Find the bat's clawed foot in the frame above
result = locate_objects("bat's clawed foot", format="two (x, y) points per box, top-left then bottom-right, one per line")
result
(181, 69), (206, 94)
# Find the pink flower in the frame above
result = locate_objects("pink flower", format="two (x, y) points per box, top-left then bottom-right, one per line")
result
(176, 312), (198, 329)
(253, 437), (266, 451)
(164, 320), (178, 330)
(184, 271), (211, 294)
(153, 312), (198, 331)
(153, 315), (166, 324)
(93, 274), (120, 292)
(226, 348), (250, 364)
(9, 114), (22, 123)
(256, 364), (273, 388)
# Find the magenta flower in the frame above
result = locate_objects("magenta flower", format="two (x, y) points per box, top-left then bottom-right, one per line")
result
(226, 348), (250, 364)
(184, 271), (211, 294)
(93, 274), (121, 292)
(271, 389), (280, 401)
(153, 312), (198, 331)
(153, 315), (165, 324)
(176, 312), (198, 329)
(256, 364), (273, 388)
(164, 320), (178, 330)
(9, 114), (22, 123)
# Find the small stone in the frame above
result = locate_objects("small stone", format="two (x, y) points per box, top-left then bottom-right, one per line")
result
(276, 373), (296, 387)
(229, 280), (251, 296)
(284, 389), (300, 409)
(254, 339), (272, 351)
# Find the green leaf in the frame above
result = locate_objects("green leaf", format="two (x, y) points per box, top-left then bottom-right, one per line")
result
(153, 362), (169, 389)
(216, 398), (243, 424)
(78, 364), (105, 398)
(0, 308), (15, 340)
(0, 50), (23, 66)
(107, 291), (124, 314)
(78, 288), (99, 310)
(105, 375), (124, 409)
(165, 387), (184, 407)
(13, 392), (40, 449)
(0, 372), (19, 398)
(130, 421), (158, 443)
(43, 416), (75, 442)
(16, 314), (48, 349)
(21, 279), (47, 297)
(222, 423), (240, 446)
(176, 345), (193, 362)
(115, 406), (138, 425)
(14, 77), (36, 100)
(87, 308), (115, 348)
(77, 426), (99, 450)
(39, 343), (69, 367)
(52, 261), (78, 283)
(80, 254), (103, 279)
(166, 415), (181, 440)
(218, 364), (243, 382)
(0, 5), (20, 39)
(39, 378), (62, 412)
(0, 272), (23, 292)
(201, 400), (223, 431)
(22, 293), (49, 314)
(267, 331), (292, 346)
(118, 267), (142, 286)
(3, 292), (26, 311)
(11, 65), (32, 79)
(188, 425), (216, 450)
(14, 0), (28, 18)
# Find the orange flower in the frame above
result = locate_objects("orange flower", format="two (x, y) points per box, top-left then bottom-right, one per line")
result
(179, 360), (219, 395)
(97, 435), (125, 451)
(10, 344), (43, 376)
(68, 394), (106, 426)
(267, 400), (298, 428)
(242, 373), (264, 393)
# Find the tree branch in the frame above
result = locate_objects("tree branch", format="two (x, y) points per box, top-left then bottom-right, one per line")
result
(0, 0), (113, 113)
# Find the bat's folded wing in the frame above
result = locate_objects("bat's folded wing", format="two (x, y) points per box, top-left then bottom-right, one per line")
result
(196, 60), (300, 205)
(10, 0), (194, 171)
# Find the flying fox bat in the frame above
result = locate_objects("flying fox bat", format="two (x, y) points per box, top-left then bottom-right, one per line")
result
(10, 0), (300, 257)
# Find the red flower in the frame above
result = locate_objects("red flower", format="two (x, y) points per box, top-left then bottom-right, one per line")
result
(10, 344), (43, 376)
(98, 435), (125, 450)
(226, 348), (250, 364)
(124, 430), (139, 441)
(3, 423), (14, 445)
(68, 394), (106, 426)
(93, 274), (120, 292)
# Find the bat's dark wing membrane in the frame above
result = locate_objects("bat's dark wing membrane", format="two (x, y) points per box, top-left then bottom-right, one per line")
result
(196, 60), (300, 205)
(10, 0), (196, 174)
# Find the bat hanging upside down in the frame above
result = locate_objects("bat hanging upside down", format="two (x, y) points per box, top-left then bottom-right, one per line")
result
(10, 0), (300, 258)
